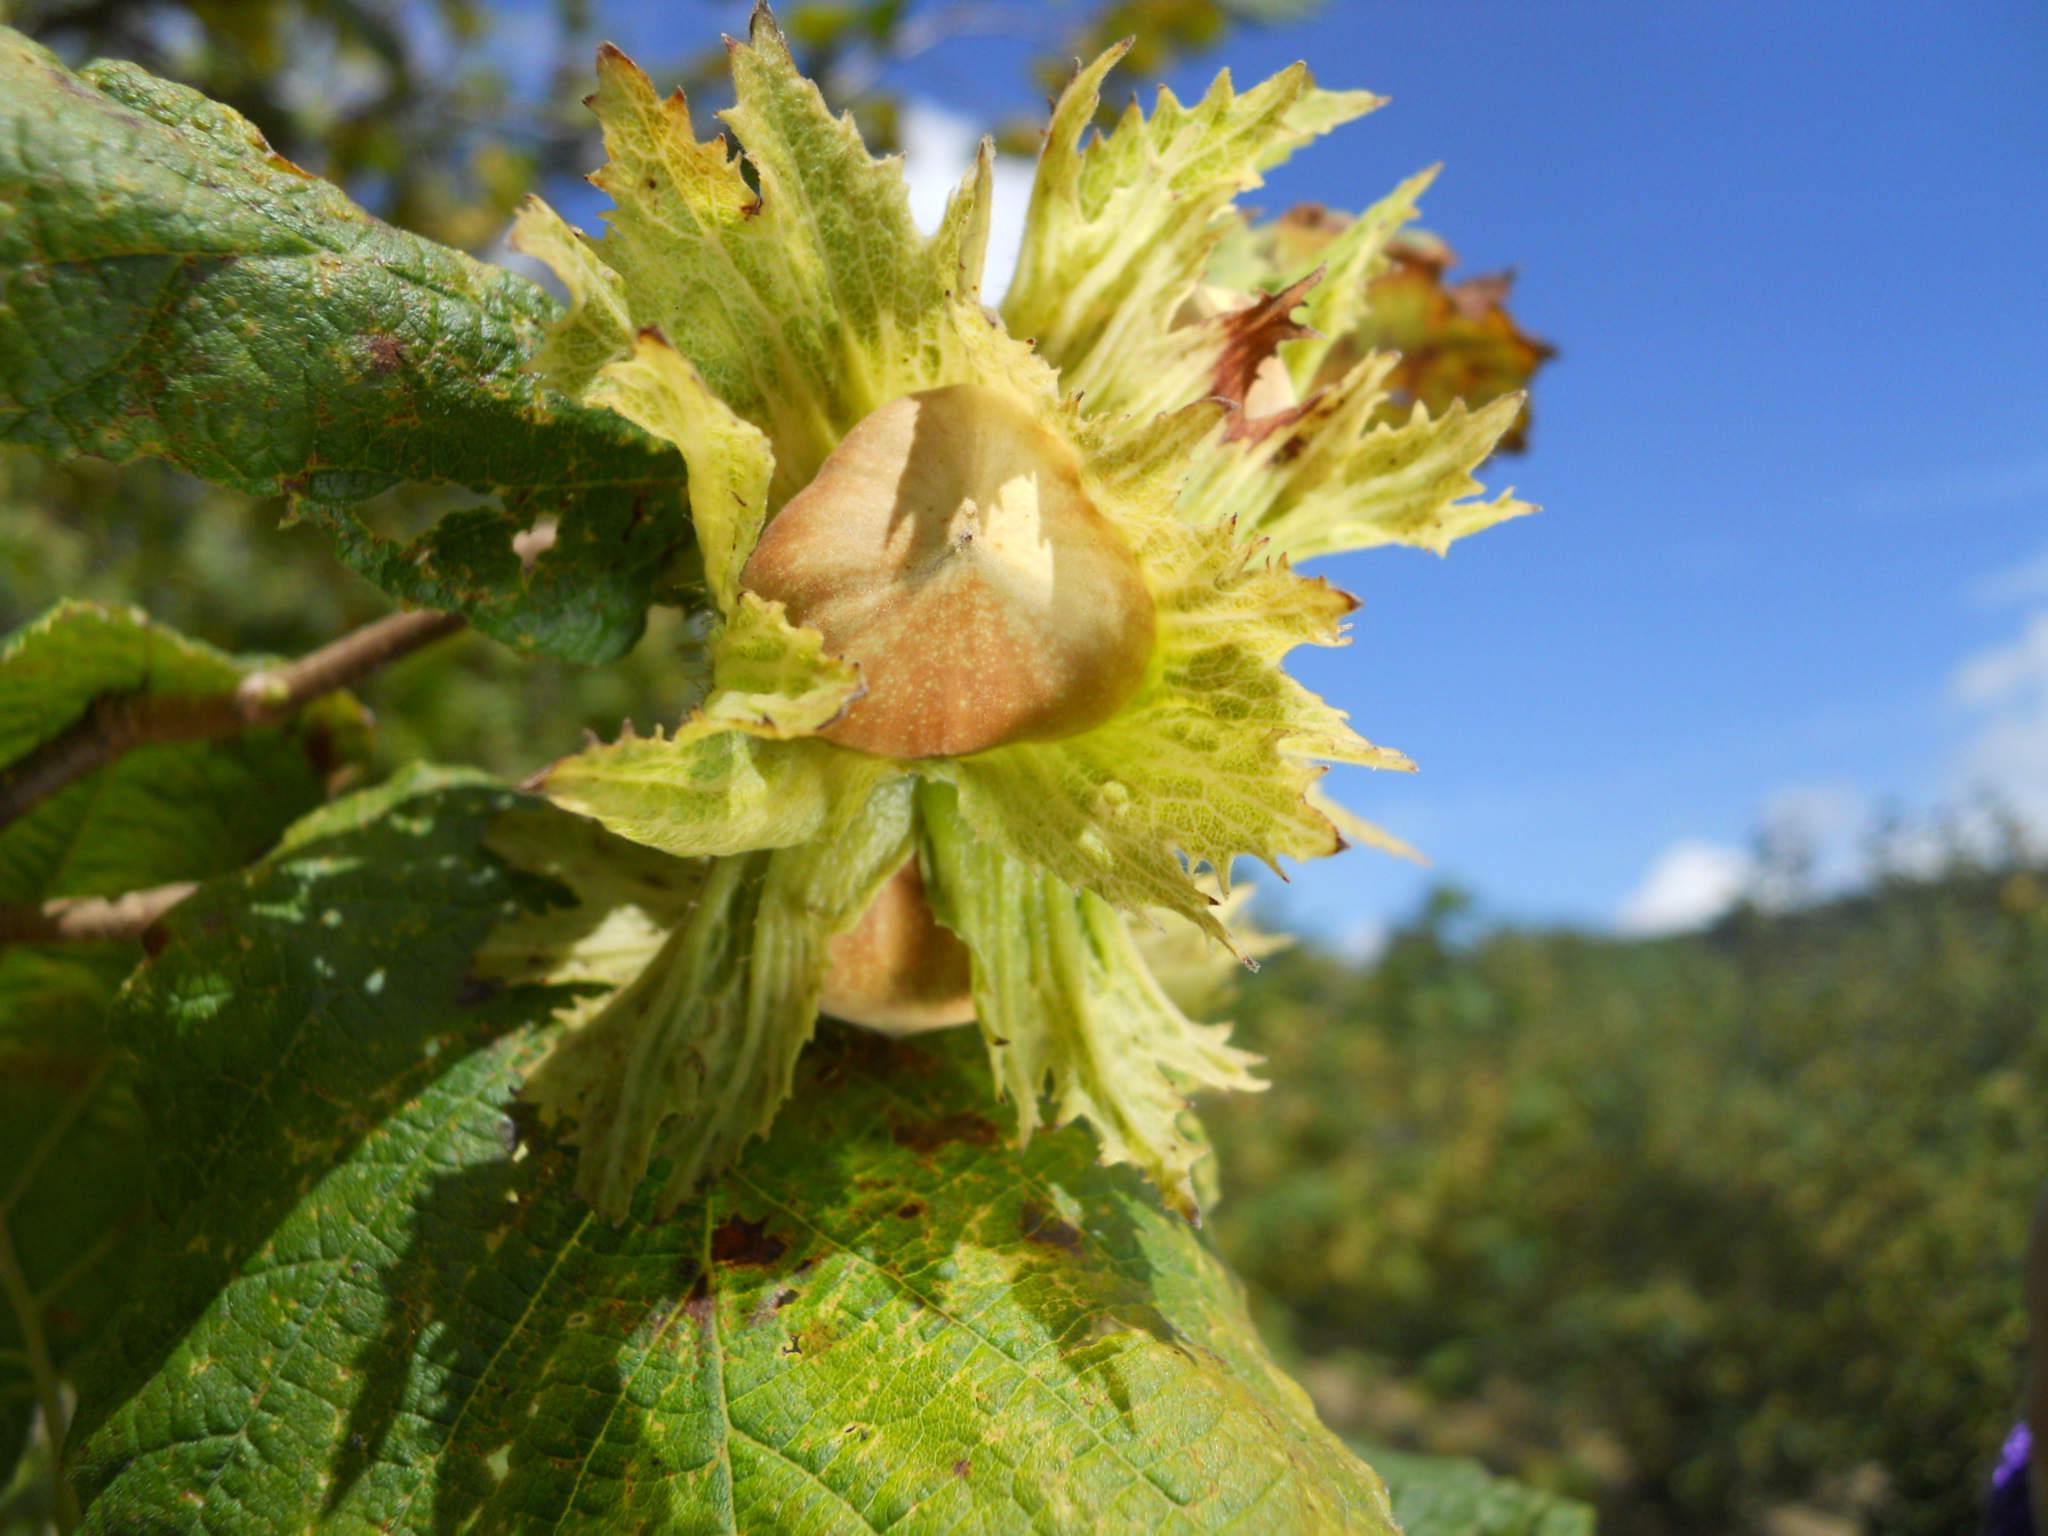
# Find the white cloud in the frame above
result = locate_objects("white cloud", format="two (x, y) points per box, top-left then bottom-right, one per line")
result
(1951, 608), (2048, 822)
(1337, 917), (1390, 968)
(1756, 780), (1871, 896)
(1616, 839), (1754, 935)
(898, 101), (1033, 303)
(1974, 544), (2048, 608)
(1854, 454), (2048, 522)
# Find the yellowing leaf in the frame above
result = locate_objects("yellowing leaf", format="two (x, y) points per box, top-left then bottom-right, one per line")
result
(539, 731), (895, 861)
(1184, 362), (1537, 559)
(529, 14), (994, 502)
(1208, 174), (1442, 395)
(476, 803), (707, 1007)
(695, 590), (864, 740)
(1307, 782), (1429, 866)
(1347, 232), (1559, 453)
(921, 783), (1263, 1222)
(507, 196), (634, 399)
(1133, 880), (1291, 1022)
(590, 329), (773, 613)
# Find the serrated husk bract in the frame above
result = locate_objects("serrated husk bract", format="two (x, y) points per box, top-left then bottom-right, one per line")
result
(506, 3), (1532, 1221)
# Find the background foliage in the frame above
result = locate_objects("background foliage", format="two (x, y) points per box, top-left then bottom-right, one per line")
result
(1208, 845), (2047, 1536)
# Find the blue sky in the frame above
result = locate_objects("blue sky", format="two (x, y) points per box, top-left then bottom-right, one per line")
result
(561, 1), (2048, 943)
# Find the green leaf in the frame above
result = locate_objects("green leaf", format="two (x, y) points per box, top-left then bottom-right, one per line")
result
(0, 946), (137, 1496)
(1352, 1444), (1595, 1536)
(69, 779), (556, 1474)
(0, 601), (371, 1494)
(77, 779), (1395, 1533)
(0, 30), (693, 664)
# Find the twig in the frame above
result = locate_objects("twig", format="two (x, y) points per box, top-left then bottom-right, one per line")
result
(0, 608), (466, 836)
(0, 883), (198, 946)
(0, 1219), (76, 1531)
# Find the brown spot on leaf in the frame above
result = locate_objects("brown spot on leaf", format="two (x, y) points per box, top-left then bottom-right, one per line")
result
(891, 1111), (999, 1154)
(363, 333), (405, 374)
(1020, 1201), (1085, 1256)
(895, 1201), (926, 1220)
(710, 1215), (787, 1267)
(953, 1458), (972, 1478)
(682, 1270), (714, 1325)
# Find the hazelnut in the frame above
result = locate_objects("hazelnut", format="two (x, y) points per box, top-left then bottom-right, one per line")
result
(743, 383), (1156, 759)
(820, 856), (976, 1035)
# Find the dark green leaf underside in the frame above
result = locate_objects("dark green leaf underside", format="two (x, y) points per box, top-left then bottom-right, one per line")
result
(0, 32), (693, 662)
(79, 778), (1393, 1534)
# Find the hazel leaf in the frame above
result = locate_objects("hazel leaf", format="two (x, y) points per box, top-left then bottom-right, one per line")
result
(0, 602), (372, 1490)
(0, 32), (693, 664)
(74, 777), (1395, 1533)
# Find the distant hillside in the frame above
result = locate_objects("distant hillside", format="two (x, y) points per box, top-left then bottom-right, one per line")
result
(1209, 865), (2048, 1536)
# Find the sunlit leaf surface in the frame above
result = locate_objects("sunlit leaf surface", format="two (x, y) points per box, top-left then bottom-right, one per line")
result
(76, 779), (1394, 1533)
(0, 31), (693, 663)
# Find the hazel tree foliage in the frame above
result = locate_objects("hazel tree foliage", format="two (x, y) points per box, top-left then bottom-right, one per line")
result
(0, 5), (1553, 1530)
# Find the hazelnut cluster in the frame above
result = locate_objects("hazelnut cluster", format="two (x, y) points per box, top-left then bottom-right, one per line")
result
(505, 4), (1532, 1221)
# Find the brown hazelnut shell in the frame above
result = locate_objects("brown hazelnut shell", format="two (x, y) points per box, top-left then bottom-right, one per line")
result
(742, 383), (1156, 760)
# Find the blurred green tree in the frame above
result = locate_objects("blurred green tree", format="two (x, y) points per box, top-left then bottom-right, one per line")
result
(1210, 841), (2048, 1536)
